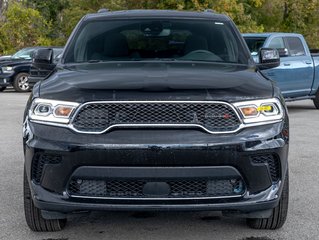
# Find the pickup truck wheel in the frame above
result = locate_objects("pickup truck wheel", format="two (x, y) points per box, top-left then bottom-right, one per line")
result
(313, 92), (319, 109)
(13, 72), (30, 92)
(24, 168), (67, 232)
(246, 172), (289, 230)
(0, 86), (6, 92)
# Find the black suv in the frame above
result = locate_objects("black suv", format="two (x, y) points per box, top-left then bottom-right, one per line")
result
(23, 10), (289, 232)
(0, 47), (63, 92)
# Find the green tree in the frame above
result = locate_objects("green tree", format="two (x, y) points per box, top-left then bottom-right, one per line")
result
(51, 0), (265, 45)
(210, 0), (264, 32)
(113, 0), (263, 32)
(282, 0), (319, 48)
(24, 0), (68, 23)
(0, 2), (51, 54)
(252, 0), (319, 48)
(58, 6), (88, 40)
(57, 0), (128, 41)
(24, 0), (70, 45)
(1, 0), (319, 54)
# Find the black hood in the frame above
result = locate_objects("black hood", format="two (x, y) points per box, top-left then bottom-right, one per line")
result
(0, 58), (31, 67)
(39, 62), (273, 103)
(0, 56), (12, 62)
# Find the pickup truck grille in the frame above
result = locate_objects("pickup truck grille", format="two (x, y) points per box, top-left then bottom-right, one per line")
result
(71, 101), (241, 133)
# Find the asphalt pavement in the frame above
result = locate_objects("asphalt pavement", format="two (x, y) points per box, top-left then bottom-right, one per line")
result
(0, 90), (318, 240)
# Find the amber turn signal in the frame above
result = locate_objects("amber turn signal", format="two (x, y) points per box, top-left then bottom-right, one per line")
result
(54, 105), (74, 118)
(240, 106), (259, 117)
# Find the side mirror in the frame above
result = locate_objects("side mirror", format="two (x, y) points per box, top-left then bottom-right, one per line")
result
(277, 48), (289, 58)
(33, 48), (53, 65)
(258, 48), (280, 70)
(31, 49), (57, 82)
(32, 48), (56, 73)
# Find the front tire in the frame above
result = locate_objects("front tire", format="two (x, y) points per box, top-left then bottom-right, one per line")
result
(247, 172), (289, 230)
(313, 91), (319, 109)
(24, 168), (66, 232)
(0, 86), (6, 92)
(13, 72), (30, 92)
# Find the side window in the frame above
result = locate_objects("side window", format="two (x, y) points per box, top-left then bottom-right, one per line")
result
(268, 37), (285, 49)
(285, 37), (306, 56)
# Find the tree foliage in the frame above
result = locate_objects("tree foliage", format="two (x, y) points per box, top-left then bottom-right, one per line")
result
(0, 2), (52, 54)
(1, 0), (319, 55)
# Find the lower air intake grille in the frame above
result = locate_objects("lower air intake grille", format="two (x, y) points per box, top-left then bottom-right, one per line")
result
(251, 154), (280, 182)
(67, 178), (245, 199)
(31, 153), (62, 183)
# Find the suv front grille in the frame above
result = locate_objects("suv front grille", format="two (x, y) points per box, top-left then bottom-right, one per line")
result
(67, 178), (245, 199)
(29, 66), (50, 78)
(71, 101), (241, 133)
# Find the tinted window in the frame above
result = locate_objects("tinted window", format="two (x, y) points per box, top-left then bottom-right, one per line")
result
(64, 19), (249, 64)
(268, 37), (285, 49)
(285, 37), (306, 56)
(243, 37), (266, 53)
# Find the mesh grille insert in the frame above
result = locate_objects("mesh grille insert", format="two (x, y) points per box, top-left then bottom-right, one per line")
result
(68, 178), (245, 199)
(251, 154), (281, 182)
(31, 153), (62, 184)
(71, 102), (241, 133)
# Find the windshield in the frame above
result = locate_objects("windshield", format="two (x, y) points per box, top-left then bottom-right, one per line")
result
(53, 49), (63, 57)
(243, 37), (266, 55)
(64, 19), (249, 64)
(12, 48), (35, 60)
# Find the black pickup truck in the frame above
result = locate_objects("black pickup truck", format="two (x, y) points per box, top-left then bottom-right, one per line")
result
(0, 47), (63, 92)
(23, 10), (289, 232)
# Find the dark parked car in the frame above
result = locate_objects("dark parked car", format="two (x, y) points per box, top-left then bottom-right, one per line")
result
(0, 47), (63, 92)
(0, 55), (12, 61)
(23, 10), (289, 232)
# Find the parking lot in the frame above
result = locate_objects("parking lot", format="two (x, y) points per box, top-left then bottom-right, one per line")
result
(0, 89), (318, 240)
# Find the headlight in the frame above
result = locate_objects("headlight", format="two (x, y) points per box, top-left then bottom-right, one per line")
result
(1, 66), (14, 73)
(233, 98), (284, 124)
(29, 98), (80, 124)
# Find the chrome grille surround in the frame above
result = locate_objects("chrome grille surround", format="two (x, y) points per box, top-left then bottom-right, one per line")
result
(70, 101), (243, 134)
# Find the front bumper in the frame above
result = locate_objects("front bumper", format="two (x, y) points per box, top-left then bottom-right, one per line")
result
(0, 73), (14, 86)
(24, 119), (289, 215)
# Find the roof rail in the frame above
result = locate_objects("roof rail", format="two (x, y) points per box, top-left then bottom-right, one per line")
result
(204, 9), (215, 13)
(98, 8), (109, 13)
